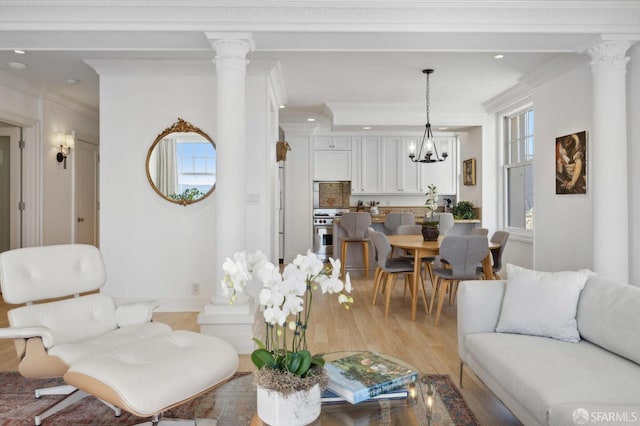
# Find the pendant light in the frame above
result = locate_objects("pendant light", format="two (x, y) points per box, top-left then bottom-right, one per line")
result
(409, 69), (448, 163)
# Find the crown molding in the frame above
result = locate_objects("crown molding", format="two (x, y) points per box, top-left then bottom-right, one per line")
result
(1, 2), (640, 34)
(0, 69), (98, 119)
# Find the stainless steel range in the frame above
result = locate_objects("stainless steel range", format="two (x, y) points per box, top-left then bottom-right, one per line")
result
(312, 208), (347, 261)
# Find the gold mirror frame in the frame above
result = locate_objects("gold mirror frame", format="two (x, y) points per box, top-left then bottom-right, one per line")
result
(146, 117), (216, 206)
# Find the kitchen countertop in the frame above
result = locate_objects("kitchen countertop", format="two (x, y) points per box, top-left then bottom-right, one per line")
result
(334, 214), (480, 224)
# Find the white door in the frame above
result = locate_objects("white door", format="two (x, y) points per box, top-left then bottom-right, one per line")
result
(75, 140), (99, 246)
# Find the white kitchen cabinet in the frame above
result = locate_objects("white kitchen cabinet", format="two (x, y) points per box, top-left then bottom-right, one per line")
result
(313, 136), (353, 181)
(419, 136), (458, 194)
(353, 137), (382, 193)
(313, 150), (351, 181)
(349, 134), (457, 195)
(313, 136), (351, 150)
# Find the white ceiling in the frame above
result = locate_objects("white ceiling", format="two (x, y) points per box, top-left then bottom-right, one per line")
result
(0, 1), (638, 130)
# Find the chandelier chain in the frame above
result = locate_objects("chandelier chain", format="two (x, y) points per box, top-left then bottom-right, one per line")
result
(425, 71), (431, 125)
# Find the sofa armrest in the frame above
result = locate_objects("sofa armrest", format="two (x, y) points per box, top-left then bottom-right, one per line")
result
(457, 280), (506, 363)
(115, 301), (160, 327)
(0, 325), (55, 348)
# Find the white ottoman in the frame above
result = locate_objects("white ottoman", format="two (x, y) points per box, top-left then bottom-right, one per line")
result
(64, 330), (238, 424)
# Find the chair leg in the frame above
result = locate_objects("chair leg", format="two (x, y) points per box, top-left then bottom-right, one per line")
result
(450, 280), (460, 305)
(340, 241), (348, 279)
(34, 389), (89, 425)
(362, 241), (369, 278)
(459, 361), (464, 389)
(372, 268), (384, 305)
(384, 274), (396, 318)
(419, 273), (430, 315)
(434, 280), (449, 326)
(428, 276), (440, 315)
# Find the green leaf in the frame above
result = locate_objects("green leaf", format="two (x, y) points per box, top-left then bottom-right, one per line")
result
(310, 354), (325, 368)
(252, 338), (267, 350)
(251, 348), (275, 369)
(294, 350), (312, 376)
(287, 352), (302, 374)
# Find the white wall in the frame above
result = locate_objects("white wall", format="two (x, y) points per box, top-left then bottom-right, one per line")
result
(533, 63), (593, 272)
(458, 126), (482, 208)
(628, 43), (640, 285)
(95, 61), (281, 310)
(0, 75), (99, 248)
(98, 72), (219, 309)
(281, 130), (313, 262)
(42, 100), (99, 245)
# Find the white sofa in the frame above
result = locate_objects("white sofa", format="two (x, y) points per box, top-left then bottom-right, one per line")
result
(458, 274), (640, 426)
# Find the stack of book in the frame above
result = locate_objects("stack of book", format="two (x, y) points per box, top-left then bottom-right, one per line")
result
(323, 351), (418, 404)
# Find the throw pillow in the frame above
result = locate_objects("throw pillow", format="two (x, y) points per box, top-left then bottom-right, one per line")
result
(495, 264), (591, 343)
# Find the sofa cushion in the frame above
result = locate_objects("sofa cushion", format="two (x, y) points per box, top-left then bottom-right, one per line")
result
(495, 264), (591, 342)
(577, 275), (640, 366)
(465, 333), (640, 425)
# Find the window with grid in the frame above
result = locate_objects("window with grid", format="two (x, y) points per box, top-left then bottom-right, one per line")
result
(504, 108), (534, 232)
(176, 140), (216, 195)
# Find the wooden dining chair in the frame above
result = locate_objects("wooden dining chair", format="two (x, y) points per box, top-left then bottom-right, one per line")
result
(430, 235), (488, 326)
(339, 212), (371, 278)
(369, 228), (428, 318)
(477, 231), (510, 279)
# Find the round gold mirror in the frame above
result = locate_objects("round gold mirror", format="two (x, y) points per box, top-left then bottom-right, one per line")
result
(146, 118), (216, 206)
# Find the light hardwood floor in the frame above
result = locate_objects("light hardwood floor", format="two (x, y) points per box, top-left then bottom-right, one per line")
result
(0, 274), (521, 425)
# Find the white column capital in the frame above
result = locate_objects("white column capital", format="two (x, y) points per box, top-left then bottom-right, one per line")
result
(587, 40), (633, 73)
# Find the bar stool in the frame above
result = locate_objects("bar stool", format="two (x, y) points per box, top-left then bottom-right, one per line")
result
(339, 212), (372, 278)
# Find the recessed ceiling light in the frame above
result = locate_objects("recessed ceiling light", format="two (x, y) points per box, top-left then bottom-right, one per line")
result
(13, 50), (26, 55)
(493, 54), (504, 59)
(279, 105), (286, 109)
(438, 127), (448, 130)
(9, 62), (27, 70)
(362, 126), (372, 130)
(66, 78), (80, 85)
(306, 118), (316, 122)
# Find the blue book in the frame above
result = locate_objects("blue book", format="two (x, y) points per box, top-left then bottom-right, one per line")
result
(324, 352), (418, 404)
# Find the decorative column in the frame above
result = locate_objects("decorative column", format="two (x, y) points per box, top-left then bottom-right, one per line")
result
(588, 40), (632, 282)
(198, 33), (260, 353)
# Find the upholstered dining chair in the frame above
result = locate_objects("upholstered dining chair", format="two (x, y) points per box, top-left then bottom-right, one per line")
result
(383, 212), (415, 235)
(470, 227), (489, 236)
(339, 212), (372, 278)
(433, 212), (455, 236)
(0, 244), (238, 426)
(429, 235), (488, 326)
(369, 228), (429, 318)
(478, 230), (510, 279)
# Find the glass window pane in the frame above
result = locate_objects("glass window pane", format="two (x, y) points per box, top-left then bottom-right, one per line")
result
(194, 158), (206, 173)
(525, 136), (534, 161)
(509, 117), (518, 143)
(507, 164), (534, 230)
(527, 110), (534, 137)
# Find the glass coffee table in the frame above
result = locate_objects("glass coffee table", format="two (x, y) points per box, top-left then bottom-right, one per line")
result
(195, 351), (455, 425)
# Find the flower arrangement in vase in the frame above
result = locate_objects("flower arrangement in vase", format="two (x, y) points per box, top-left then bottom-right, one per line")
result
(221, 250), (353, 425)
(422, 184), (440, 241)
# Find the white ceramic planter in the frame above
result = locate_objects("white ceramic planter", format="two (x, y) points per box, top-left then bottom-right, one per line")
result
(256, 383), (321, 426)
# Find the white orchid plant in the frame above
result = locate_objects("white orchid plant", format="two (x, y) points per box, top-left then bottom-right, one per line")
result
(221, 250), (353, 379)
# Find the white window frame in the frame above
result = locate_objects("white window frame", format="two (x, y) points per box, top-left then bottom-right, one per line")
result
(501, 101), (534, 241)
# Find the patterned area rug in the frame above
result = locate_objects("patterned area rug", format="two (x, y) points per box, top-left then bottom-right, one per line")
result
(0, 371), (478, 425)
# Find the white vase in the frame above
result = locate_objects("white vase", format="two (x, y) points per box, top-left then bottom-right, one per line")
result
(256, 383), (321, 426)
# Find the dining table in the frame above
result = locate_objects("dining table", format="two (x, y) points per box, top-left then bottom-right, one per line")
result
(386, 234), (500, 321)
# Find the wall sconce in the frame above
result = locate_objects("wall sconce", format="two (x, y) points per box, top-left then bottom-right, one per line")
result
(56, 131), (75, 169)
